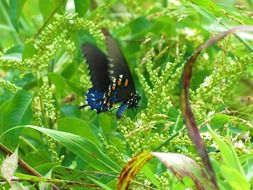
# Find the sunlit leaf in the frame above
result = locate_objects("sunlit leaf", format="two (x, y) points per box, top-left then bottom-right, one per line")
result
(39, 0), (64, 22)
(0, 90), (32, 147)
(74, 0), (90, 17)
(88, 177), (112, 190)
(221, 166), (250, 190)
(22, 41), (37, 59)
(49, 73), (67, 97)
(57, 117), (100, 146)
(5, 125), (121, 173)
(8, 0), (27, 31)
(208, 126), (244, 175)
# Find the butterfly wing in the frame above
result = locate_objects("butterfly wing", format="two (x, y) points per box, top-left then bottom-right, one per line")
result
(105, 35), (136, 101)
(82, 43), (110, 92)
(82, 37), (140, 117)
(82, 43), (113, 113)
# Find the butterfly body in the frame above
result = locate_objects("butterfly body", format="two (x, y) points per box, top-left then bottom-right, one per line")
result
(81, 35), (140, 118)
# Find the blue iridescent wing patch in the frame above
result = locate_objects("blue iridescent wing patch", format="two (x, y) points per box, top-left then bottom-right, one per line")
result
(81, 35), (141, 118)
(86, 89), (110, 113)
(86, 88), (119, 113)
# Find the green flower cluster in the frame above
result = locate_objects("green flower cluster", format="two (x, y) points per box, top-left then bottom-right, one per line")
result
(47, 135), (64, 165)
(0, 14), (77, 73)
(118, 35), (187, 154)
(0, 79), (21, 93)
(0, 59), (28, 72)
(38, 83), (56, 122)
(32, 96), (43, 126)
(99, 133), (125, 165)
(75, 17), (105, 47)
(192, 51), (253, 118)
(79, 62), (91, 91)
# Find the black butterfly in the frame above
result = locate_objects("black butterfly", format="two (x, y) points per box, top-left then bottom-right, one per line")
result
(80, 35), (140, 118)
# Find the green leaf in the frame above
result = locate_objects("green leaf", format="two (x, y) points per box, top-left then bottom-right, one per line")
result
(57, 117), (100, 146)
(0, 90), (32, 131)
(88, 177), (112, 190)
(39, 0), (64, 22)
(60, 105), (81, 118)
(98, 114), (115, 134)
(0, 1), (20, 47)
(141, 165), (161, 188)
(65, 80), (83, 94)
(74, 0), (90, 17)
(15, 172), (97, 189)
(208, 126), (244, 175)
(48, 73), (66, 97)
(0, 90), (32, 147)
(5, 44), (23, 57)
(8, 0), (27, 31)
(52, 166), (107, 189)
(210, 114), (230, 129)
(22, 41), (37, 59)
(52, 166), (92, 182)
(4, 125), (121, 173)
(240, 154), (253, 181)
(221, 166), (250, 190)
(129, 16), (153, 38)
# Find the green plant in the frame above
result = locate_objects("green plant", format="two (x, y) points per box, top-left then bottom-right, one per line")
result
(0, 0), (253, 189)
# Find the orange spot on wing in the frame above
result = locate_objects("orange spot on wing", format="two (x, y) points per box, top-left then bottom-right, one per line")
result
(124, 79), (129, 87)
(117, 79), (122, 86)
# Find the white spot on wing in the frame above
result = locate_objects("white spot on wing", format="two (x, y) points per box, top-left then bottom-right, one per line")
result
(109, 70), (114, 75)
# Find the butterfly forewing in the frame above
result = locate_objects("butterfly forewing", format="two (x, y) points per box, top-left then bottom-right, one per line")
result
(82, 43), (110, 92)
(105, 36), (136, 93)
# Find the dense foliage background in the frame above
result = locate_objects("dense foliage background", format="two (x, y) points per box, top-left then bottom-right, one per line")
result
(0, 0), (253, 189)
